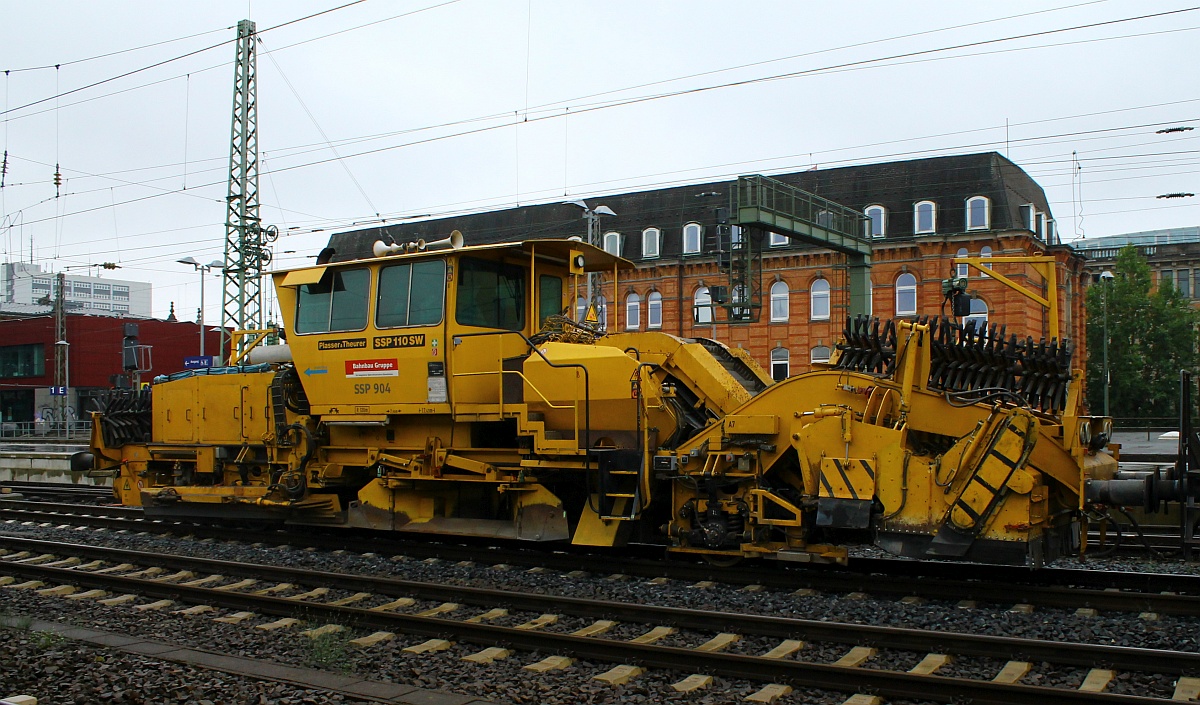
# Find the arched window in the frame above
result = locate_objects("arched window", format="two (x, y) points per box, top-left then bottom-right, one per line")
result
(596, 295), (608, 330)
(770, 347), (790, 382)
(625, 293), (640, 330)
(642, 228), (660, 259)
(647, 291), (663, 329)
(980, 245), (993, 276)
(963, 298), (988, 332)
(865, 205), (886, 238)
(575, 296), (587, 322)
(694, 287), (712, 324)
(956, 248), (969, 278)
(810, 278), (830, 320)
(914, 200), (936, 234)
(683, 223), (703, 254)
(603, 231), (621, 256)
(896, 273), (917, 316)
(966, 196), (989, 230)
(811, 345), (831, 364)
(769, 281), (790, 322)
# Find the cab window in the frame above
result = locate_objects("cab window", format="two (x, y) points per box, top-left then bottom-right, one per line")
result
(456, 257), (525, 330)
(296, 268), (369, 334)
(539, 275), (563, 327)
(377, 260), (446, 328)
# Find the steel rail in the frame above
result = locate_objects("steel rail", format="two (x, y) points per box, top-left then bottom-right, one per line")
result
(2, 535), (1200, 676)
(0, 559), (1177, 705)
(7, 503), (1200, 610)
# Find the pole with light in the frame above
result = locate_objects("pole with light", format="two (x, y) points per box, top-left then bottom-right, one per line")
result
(54, 340), (69, 434)
(563, 200), (616, 323)
(1099, 269), (1114, 417)
(177, 257), (225, 358)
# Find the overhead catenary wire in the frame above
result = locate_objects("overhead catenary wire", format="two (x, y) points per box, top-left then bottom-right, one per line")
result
(0, 5), (1195, 266)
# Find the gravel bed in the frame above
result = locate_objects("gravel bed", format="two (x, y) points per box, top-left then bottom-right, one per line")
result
(0, 589), (885, 705)
(0, 626), (371, 705)
(5, 521), (1200, 703)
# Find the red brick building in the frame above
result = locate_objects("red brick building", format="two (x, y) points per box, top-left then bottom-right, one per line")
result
(328, 152), (1090, 395)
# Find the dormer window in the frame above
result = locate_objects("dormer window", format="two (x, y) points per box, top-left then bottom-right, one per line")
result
(966, 196), (989, 230)
(642, 228), (660, 259)
(864, 205), (886, 238)
(769, 230), (788, 247)
(683, 223), (703, 254)
(914, 201), (936, 234)
(602, 231), (621, 256)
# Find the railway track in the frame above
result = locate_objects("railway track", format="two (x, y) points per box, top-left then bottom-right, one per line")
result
(5, 499), (1200, 616)
(1, 534), (1195, 704)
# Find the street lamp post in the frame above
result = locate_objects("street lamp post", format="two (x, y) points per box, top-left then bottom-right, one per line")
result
(177, 257), (225, 358)
(563, 200), (616, 323)
(1100, 270), (1114, 417)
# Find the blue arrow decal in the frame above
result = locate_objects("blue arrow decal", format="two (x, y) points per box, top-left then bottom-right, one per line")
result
(304, 367), (328, 376)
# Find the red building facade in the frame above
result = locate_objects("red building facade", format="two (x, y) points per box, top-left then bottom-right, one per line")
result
(0, 313), (220, 424)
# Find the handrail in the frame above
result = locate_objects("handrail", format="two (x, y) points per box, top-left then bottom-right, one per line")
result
(449, 330), (591, 457)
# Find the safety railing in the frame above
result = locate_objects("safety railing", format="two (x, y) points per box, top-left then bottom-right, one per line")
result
(734, 174), (868, 245)
(0, 421), (91, 440)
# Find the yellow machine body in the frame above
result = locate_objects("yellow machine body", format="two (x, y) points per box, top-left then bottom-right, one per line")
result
(86, 237), (1115, 566)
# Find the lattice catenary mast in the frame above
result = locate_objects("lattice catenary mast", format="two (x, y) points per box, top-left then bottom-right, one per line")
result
(221, 19), (276, 360)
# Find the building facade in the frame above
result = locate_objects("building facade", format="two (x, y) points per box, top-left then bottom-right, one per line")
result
(1073, 227), (1200, 299)
(0, 314), (220, 426)
(0, 261), (152, 317)
(329, 153), (1089, 384)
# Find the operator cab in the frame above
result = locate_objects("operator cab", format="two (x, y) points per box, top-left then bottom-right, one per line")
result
(271, 237), (633, 418)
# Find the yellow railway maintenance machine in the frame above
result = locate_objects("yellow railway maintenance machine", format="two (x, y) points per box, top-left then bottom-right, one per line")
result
(77, 234), (1153, 566)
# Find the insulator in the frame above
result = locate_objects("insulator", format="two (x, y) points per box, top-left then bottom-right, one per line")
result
(53, 163), (62, 197)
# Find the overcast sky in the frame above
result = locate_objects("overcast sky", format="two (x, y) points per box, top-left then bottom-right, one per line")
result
(0, 0), (1196, 321)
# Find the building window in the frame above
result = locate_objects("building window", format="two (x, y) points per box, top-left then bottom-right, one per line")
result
(865, 205), (886, 238)
(683, 223), (703, 254)
(770, 347), (789, 382)
(1180, 270), (1192, 298)
(769, 231), (788, 247)
(980, 245), (992, 276)
(956, 248), (969, 278)
(810, 278), (830, 321)
(811, 345), (831, 364)
(966, 196), (989, 230)
(1020, 204), (1035, 232)
(963, 298), (989, 332)
(0, 344), (44, 378)
(1036, 213), (1045, 240)
(1162, 270), (1174, 291)
(914, 201), (936, 234)
(603, 231), (621, 256)
(816, 210), (834, 229)
(730, 225), (743, 248)
(769, 281), (789, 322)
(642, 228), (660, 259)
(647, 291), (663, 329)
(625, 293), (640, 330)
(694, 287), (712, 324)
(1046, 219), (1057, 244)
(576, 296), (587, 322)
(896, 272), (917, 316)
